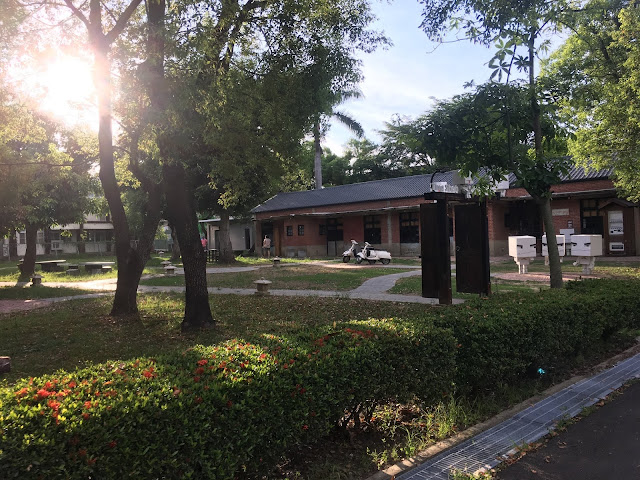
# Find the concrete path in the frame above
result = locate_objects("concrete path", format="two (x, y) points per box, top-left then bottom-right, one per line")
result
(0, 265), (457, 308)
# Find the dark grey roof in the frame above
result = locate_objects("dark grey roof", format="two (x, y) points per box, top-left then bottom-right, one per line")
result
(252, 172), (455, 213)
(254, 166), (613, 214)
(508, 165), (613, 186)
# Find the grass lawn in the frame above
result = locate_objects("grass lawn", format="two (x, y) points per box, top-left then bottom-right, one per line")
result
(490, 259), (640, 278)
(0, 285), (101, 300)
(141, 264), (410, 290)
(390, 276), (550, 296)
(0, 254), (173, 283)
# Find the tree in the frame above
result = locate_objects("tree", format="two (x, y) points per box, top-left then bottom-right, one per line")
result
(313, 89), (365, 189)
(0, 103), (93, 275)
(418, 0), (575, 288)
(542, 1), (640, 201)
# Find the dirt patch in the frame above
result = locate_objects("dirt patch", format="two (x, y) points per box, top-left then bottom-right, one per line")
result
(0, 299), (53, 314)
(493, 272), (598, 283)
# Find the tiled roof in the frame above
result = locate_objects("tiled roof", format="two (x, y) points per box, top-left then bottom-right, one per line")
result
(508, 165), (613, 186)
(254, 166), (613, 213)
(252, 172), (456, 213)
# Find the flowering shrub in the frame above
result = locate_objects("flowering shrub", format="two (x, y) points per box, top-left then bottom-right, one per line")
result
(1, 279), (637, 478)
(0, 319), (456, 479)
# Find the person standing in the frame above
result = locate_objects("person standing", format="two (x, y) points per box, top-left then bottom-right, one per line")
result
(262, 235), (271, 258)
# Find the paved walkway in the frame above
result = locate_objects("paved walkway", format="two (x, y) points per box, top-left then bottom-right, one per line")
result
(0, 264), (461, 313)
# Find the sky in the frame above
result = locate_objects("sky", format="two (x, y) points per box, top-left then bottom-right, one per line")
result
(323, 1), (512, 155)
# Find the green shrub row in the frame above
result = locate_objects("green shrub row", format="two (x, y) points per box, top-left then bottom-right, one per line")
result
(0, 319), (456, 479)
(437, 278), (640, 393)
(1, 279), (638, 479)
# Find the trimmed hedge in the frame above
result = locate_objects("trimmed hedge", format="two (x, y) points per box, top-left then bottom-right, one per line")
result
(1, 279), (638, 479)
(437, 279), (640, 393)
(0, 319), (456, 479)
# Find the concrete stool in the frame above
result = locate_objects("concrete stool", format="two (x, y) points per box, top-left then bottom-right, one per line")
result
(164, 265), (176, 275)
(0, 356), (10, 374)
(254, 278), (272, 296)
(31, 274), (43, 286)
(272, 257), (281, 267)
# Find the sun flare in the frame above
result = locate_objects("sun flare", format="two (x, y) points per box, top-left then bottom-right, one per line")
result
(15, 52), (98, 129)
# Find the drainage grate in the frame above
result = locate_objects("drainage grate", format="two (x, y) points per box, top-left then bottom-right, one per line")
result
(397, 353), (640, 480)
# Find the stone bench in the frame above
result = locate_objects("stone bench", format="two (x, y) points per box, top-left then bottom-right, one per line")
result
(164, 265), (176, 275)
(66, 264), (80, 276)
(101, 266), (113, 273)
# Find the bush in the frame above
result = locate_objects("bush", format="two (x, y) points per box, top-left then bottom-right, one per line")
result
(2, 279), (638, 479)
(435, 279), (640, 393)
(0, 319), (456, 479)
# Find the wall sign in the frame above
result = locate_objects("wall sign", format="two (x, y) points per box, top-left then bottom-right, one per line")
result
(608, 211), (624, 235)
(552, 208), (570, 216)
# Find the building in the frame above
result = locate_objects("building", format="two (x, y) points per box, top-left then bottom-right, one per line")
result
(252, 168), (640, 258)
(1, 213), (114, 259)
(199, 217), (255, 253)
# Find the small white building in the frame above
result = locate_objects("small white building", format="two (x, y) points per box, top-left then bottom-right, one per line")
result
(1, 214), (114, 259)
(199, 217), (255, 253)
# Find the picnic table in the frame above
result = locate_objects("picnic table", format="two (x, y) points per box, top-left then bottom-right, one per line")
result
(35, 260), (68, 272)
(83, 261), (115, 274)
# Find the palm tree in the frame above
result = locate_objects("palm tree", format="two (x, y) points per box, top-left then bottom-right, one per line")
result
(313, 90), (364, 189)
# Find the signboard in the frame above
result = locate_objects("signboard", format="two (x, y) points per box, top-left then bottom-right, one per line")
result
(552, 208), (570, 216)
(608, 211), (624, 235)
(2, 245), (8, 258)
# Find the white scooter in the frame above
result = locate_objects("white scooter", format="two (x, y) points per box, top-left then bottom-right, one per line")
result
(342, 240), (360, 263)
(356, 242), (392, 265)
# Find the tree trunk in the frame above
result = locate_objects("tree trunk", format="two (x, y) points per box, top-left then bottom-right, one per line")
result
(77, 224), (86, 254)
(9, 233), (17, 259)
(529, 28), (562, 289)
(163, 163), (214, 330)
(169, 222), (181, 262)
(44, 227), (51, 255)
(22, 224), (38, 276)
(313, 122), (323, 189)
(537, 197), (563, 289)
(218, 210), (235, 263)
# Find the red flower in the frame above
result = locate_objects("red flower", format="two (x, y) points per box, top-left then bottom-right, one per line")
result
(87, 458), (96, 466)
(197, 359), (208, 366)
(142, 367), (155, 379)
(15, 387), (29, 397)
(282, 364), (288, 369)
(259, 353), (267, 360)
(108, 441), (117, 449)
(193, 376), (201, 383)
(195, 396), (203, 404)
(226, 400), (233, 408)
(78, 449), (87, 457)
(302, 425), (309, 430)
(82, 413), (90, 420)
(218, 361), (227, 369)
(36, 389), (53, 399)
(47, 400), (61, 411)
(84, 401), (93, 409)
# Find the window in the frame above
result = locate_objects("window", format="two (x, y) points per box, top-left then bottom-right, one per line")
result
(297, 225), (304, 236)
(319, 224), (326, 236)
(286, 226), (293, 236)
(363, 215), (381, 244)
(18, 232), (26, 244)
(400, 212), (419, 243)
(37, 231), (45, 244)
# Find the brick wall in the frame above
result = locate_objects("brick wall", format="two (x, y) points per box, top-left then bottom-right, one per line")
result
(505, 179), (614, 198)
